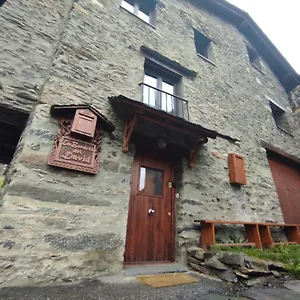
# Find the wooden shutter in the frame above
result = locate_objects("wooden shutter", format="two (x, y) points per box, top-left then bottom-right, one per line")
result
(71, 109), (97, 138)
(228, 153), (247, 185)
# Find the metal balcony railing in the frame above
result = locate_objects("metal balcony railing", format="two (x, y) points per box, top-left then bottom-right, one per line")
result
(139, 83), (190, 121)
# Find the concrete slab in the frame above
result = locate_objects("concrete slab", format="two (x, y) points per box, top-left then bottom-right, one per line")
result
(123, 263), (188, 276)
(284, 280), (300, 294)
(240, 288), (300, 300)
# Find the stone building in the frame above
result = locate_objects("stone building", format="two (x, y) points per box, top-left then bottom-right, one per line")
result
(0, 0), (300, 286)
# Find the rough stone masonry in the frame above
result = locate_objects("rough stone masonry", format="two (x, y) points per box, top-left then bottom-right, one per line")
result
(0, 0), (300, 286)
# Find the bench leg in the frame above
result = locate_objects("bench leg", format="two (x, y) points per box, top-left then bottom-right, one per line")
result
(285, 226), (300, 243)
(201, 223), (215, 250)
(245, 224), (262, 249)
(259, 225), (273, 248)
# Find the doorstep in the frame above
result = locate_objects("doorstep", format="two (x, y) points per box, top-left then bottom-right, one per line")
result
(123, 263), (188, 276)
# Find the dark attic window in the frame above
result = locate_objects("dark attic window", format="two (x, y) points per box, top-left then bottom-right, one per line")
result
(194, 29), (214, 64)
(247, 45), (263, 72)
(121, 0), (157, 25)
(269, 100), (292, 136)
(0, 106), (29, 164)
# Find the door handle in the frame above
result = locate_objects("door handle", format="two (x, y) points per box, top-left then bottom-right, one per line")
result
(148, 209), (155, 215)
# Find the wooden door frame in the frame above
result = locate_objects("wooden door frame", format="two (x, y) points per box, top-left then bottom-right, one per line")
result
(124, 152), (176, 264)
(264, 142), (300, 224)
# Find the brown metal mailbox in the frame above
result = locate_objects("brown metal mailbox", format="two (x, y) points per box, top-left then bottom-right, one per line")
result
(228, 153), (247, 185)
(71, 109), (97, 138)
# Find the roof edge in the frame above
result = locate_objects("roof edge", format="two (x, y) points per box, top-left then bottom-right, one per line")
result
(194, 0), (300, 92)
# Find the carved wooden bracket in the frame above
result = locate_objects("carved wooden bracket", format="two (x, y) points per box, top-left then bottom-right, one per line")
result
(188, 138), (208, 168)
(123, 114), (138, 153)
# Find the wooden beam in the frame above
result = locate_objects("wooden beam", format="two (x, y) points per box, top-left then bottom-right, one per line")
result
(122, 114), (138, 153)
(188, 139), (208, 168)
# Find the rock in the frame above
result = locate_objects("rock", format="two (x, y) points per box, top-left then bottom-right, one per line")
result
(1, 240), (15, 249)
(189, 263), (210, 275)
(44, 233), (122, 251)
(15, 91), (38, 102)
(102, 160), (120, 172)
(194, 250), (205, 261)
(204, 256), (228, 270)
(284, 280), (300, 294)
(0, 80), (2, 90)
(244, 276), (272, 287)
(244, 257), (268, 271)
(187, 247), (204, 261)
(188, 256), (202, 266)
(271, 270), (281, 278)
(0, 262), (12, 269)
(216, 270), (238, 283)
(267, 261), (286, 271)
(233, 269), (249, 279)
(219, 252), (246, 267)
(203, 251), (216, 260)
(237, 266), (271, 276)
(3, 225), (14, 230)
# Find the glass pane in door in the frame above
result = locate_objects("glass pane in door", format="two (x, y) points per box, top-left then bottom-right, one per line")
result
(139, 167), (163, 196)
(161, 81), (174, 115)
(143, 74), (157, 108)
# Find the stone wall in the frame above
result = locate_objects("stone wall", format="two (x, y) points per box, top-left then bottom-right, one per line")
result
(0, 0), (74, 112)
(1, 0), (300, 285)
(289, 85), (300, 111)
(0, 164), (7, 189)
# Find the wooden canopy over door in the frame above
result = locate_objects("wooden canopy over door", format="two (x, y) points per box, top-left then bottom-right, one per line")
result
(267, 150), (300, 224)
(125, 154), (174, 264)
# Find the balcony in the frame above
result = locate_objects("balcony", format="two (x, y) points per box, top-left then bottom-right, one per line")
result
(139, 83), (189, 121)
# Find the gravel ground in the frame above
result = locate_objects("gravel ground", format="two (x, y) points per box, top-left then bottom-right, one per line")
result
(0, 276), (234, 300)
(0, 273), (297, 300)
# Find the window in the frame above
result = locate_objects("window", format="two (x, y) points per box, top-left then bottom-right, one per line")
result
(269, 100), (292, 135)
(121, 0), (157, 25)
(139, 167), (163, 196)
(0, 106), (29, 164)
(247, 46), (262, 72)
(194, 29), (214, 63)
(142, 60), (188, 119)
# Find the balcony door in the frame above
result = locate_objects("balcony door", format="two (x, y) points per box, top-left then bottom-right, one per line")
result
(143, 73), (176, 115)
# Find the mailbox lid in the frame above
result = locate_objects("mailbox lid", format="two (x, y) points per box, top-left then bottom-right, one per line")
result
(71, 109), (97, 138)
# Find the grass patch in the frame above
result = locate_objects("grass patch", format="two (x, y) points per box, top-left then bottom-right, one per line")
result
(212, 244), (300, 278)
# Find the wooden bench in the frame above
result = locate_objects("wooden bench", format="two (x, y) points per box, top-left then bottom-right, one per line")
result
(194, 220), (300, 250)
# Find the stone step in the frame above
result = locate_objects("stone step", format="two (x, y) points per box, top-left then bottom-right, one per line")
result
(123, 263), (188, 276)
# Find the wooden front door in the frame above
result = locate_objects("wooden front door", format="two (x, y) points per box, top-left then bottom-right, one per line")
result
(268, 154), (300, 224)
(125, 154), (174, 264)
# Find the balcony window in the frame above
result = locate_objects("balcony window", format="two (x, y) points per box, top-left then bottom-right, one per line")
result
(141, 63), (189, 120)
(121, 0), (157, 25)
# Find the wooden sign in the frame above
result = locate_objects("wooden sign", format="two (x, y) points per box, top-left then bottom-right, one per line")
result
(48, 105), (115, 175)
(48, 136), (99, 174)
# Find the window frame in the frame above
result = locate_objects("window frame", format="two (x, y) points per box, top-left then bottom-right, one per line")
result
(194, 29), (215, 66)
(121, 0), (157, 26)
(143, 60), (184, 118)
(269, 100), (293, 136)
(247, 45), (264, 74)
